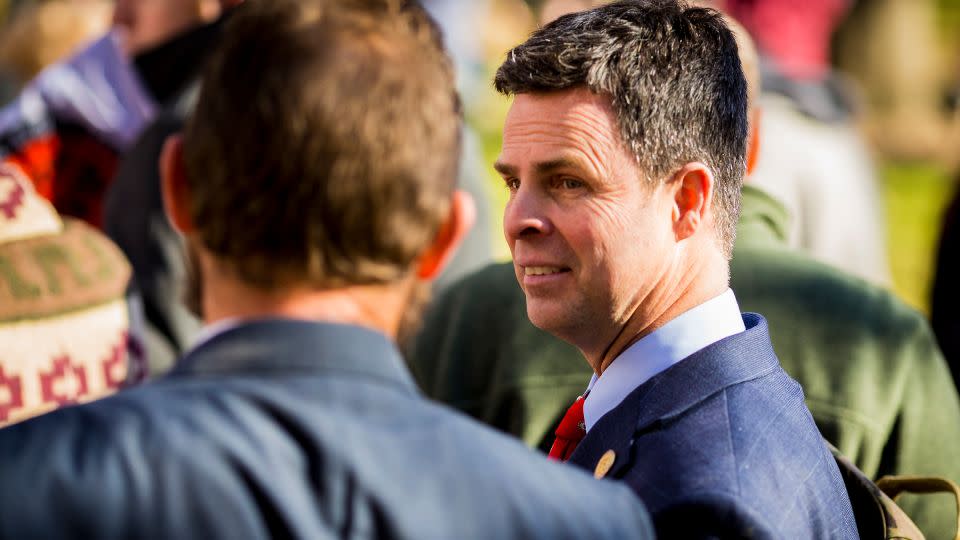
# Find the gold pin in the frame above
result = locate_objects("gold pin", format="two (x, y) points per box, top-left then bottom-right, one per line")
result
(594, 449), (616, 479)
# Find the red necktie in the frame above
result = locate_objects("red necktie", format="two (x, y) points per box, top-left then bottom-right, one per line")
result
(548, 395), (587, 461)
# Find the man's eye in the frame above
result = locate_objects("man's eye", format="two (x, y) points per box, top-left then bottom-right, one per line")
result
(504, 177), (520, 191)
(559, 177), (584, 190)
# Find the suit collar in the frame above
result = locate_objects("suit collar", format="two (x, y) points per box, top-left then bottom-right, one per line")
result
(569, 313), (778, 477)
(169, 318), (418, 394)
(583, 289), (745, 431)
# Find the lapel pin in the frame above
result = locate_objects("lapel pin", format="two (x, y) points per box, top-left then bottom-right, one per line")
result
(594, 449), (616, 479)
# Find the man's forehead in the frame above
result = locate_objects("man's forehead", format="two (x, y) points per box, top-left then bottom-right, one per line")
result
(499, 89), (627, 165)
(505, 88), (617, 127)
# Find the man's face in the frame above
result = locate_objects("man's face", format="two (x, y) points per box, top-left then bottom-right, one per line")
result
(497, 88), (677, 356)
(112, 0), (215, 54)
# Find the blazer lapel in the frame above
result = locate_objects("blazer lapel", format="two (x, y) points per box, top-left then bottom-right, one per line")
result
(569, 313), (779, 478)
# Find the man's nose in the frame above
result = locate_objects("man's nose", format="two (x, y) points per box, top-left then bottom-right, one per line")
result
(504, 186), (552, 241)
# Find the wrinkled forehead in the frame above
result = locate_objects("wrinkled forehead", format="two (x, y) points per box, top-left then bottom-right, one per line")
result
(499, 88), (634, 172)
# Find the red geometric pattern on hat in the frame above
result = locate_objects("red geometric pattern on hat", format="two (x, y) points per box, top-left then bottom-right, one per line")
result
(0, 172), (26, 220)
(0, 367), (24, 421)
(101, 331), (129, 389)
(40, 355), (89, 406)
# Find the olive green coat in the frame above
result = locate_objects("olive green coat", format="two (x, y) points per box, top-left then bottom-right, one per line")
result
(410, 185), (960, 539)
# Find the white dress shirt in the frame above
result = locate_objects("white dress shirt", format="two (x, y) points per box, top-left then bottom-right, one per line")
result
(582, 289), (746, 431)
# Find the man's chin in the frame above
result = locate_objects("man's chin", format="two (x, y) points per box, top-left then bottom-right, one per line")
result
(526, 302), (571, 335)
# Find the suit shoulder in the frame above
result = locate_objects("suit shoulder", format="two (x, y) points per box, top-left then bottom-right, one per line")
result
(622, 380), (856, 538)
(621, 371), (834, 500)
(0, 385), (255, 536)
(0, 381), (212, 463)
(409, 401), (655, 538)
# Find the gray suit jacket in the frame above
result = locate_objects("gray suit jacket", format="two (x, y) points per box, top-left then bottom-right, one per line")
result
(0, 319), (653, 539)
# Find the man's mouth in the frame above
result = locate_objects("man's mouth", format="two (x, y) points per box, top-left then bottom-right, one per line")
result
(524, 266), (568, 276)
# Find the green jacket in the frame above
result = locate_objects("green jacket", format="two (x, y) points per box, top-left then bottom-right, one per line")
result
(410, 185), (960, 539)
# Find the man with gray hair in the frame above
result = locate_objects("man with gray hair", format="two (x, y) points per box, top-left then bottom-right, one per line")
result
(491, 1), (858, 536)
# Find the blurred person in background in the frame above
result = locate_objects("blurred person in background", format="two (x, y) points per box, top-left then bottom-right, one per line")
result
(834, 0), (960, 166)
(713, 0), (891, 288)
(0, 0), (112, 102)
(103, 1), (257, 376)
(112, 0), (223, 56)
(0, 162), (143, 427)
(0, 0), (241, 373)
(0, 0), (231, 229)
(411, 9), (960, 537)
(755, 0), (960, 314)
(0, 2), (656, 538)
(0, 0), (144, 228)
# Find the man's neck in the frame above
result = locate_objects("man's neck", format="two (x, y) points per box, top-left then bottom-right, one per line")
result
(592, 253), (730, 375)
(200, 258), (411, 340)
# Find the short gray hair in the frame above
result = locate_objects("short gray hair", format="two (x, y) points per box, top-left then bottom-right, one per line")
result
(495, 0), (748, 257)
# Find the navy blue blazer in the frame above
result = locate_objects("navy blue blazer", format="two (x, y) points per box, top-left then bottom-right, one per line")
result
(569, 313), (859, 539)
(0, 320), (653, 539)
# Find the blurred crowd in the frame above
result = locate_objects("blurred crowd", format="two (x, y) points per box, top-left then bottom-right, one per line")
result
(0, 0), (958, 538)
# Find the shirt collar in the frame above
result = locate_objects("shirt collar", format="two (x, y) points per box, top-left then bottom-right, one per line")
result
(171, 318), (419, 394)
(190, 317), (243, 350)
(582, 289), (746, 431)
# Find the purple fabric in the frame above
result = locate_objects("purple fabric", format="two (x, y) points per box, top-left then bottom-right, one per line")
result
(0, 30), (157, 153)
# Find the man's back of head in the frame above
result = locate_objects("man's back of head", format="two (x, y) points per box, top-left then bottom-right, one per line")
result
(183, 0), (460, 291)
(161, 0), (470, 342)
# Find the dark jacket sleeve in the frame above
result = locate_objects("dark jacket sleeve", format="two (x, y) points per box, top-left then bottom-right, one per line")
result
(653, 493), (777, 540)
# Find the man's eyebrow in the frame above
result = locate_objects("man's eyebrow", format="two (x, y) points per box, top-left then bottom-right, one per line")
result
(534, 158), (581, 175)
(493, 161), (516, 176)
(493, 157), (583, 177)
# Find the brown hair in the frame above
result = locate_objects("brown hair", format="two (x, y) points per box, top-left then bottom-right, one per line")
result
(183, 0), (461, 289)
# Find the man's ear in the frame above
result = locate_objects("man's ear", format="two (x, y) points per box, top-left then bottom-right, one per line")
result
(746, 107), (762, 175)
(670, 162), (713, 242)
(416, 190), (476, 280)
(160, 134), (195, 235)
(200, 0), (223, 21)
